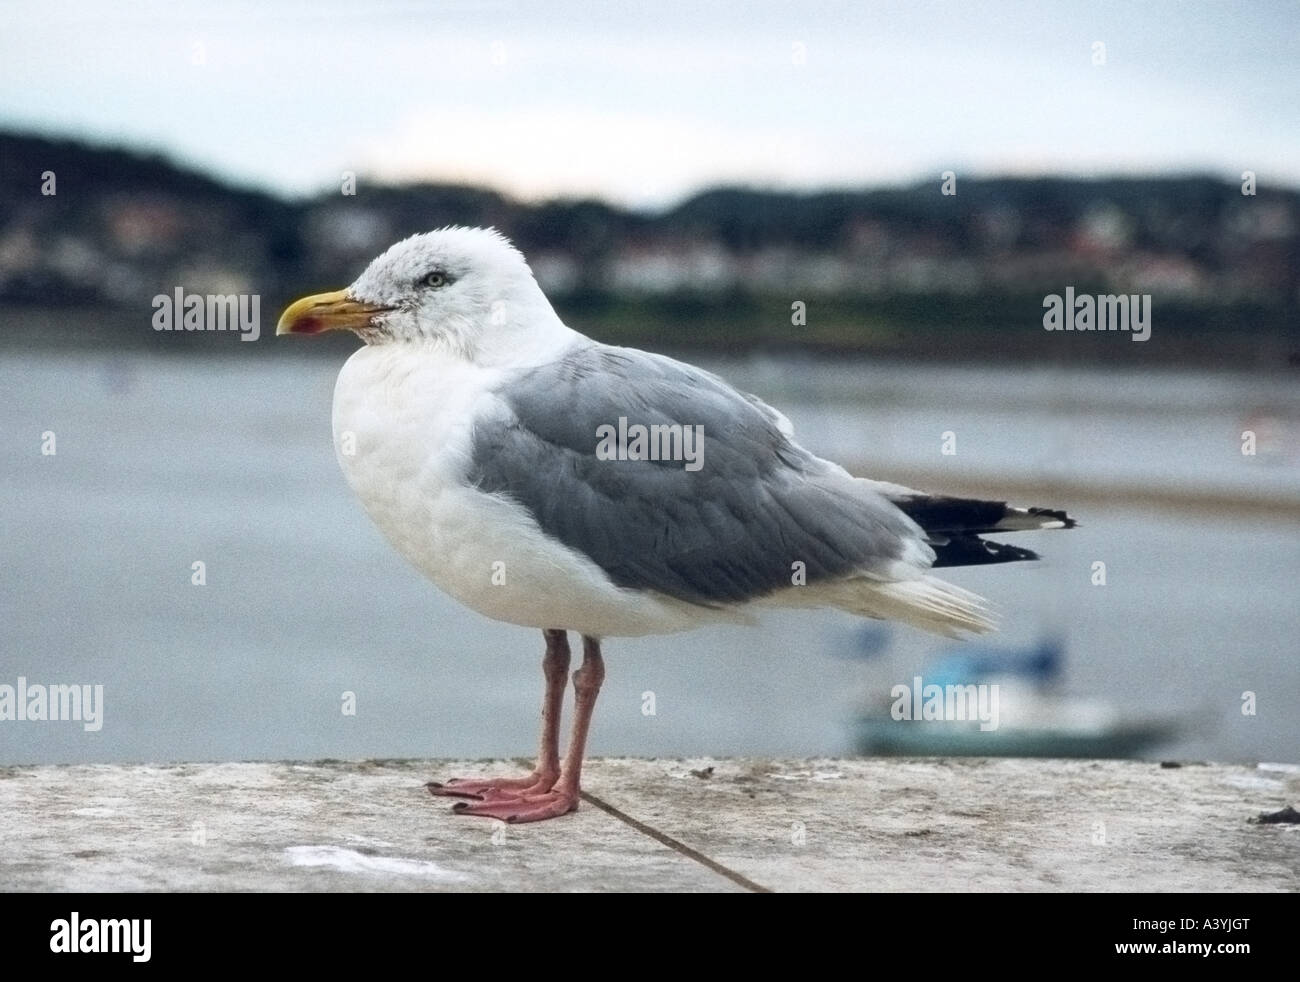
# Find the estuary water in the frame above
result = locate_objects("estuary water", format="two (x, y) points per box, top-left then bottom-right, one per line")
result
(2, 348), (1297, 766)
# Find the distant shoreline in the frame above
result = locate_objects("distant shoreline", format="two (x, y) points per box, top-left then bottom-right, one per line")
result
(2, 303), (1295, 372)
(2, 131), (1297, 374)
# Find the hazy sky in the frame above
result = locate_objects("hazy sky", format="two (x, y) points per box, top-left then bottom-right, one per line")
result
(3, 1), (1298, 206)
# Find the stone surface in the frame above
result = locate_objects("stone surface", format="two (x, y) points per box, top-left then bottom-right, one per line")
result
(1, 758), (1296, 892)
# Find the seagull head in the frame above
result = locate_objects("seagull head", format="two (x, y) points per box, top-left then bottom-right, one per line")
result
(276, 226), (570, 362)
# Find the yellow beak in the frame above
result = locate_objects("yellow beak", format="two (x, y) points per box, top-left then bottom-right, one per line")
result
(276, 290), (393, 336)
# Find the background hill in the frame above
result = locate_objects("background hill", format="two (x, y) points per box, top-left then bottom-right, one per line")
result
(2, 131), (1295, 365)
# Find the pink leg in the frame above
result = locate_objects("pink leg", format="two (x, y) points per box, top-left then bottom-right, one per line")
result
(427, 629), (570, 801)
(453, 635), (605, 823)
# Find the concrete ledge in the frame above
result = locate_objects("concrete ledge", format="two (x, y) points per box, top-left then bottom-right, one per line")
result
(2, 758), (1296, 892)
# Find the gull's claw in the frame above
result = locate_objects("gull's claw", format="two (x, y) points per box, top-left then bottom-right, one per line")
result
(426, 774), (551, 802)
(450, 790), (580, 824)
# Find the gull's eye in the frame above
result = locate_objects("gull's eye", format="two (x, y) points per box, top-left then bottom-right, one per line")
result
(422, 270), (449, 289)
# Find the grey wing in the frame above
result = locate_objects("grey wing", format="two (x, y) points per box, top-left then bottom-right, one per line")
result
(467, 343), (929, 606)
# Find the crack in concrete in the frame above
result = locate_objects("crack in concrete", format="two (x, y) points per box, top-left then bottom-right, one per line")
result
(506, 757), (770, 892)
(579, 790), (772, 893)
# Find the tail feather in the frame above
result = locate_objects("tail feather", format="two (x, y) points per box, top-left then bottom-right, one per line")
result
(847, 576), (997, 638)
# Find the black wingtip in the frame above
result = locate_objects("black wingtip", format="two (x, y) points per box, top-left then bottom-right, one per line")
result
(1026, 506), (1079, 529)
(894, 495), (1078, 534)
(930, 535), (1041, 568)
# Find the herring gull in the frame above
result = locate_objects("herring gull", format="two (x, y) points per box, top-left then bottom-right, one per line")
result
(277, 227), (1075, 823)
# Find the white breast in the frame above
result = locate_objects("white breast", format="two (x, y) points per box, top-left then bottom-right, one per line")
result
(330, 343), (716, 638)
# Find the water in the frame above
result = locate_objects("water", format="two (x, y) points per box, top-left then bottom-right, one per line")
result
(2, 348), (1297, 766)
